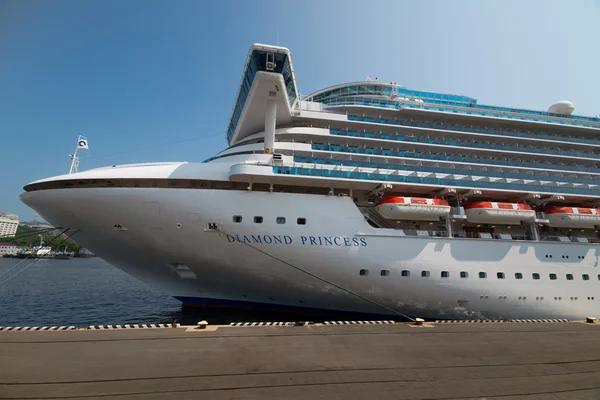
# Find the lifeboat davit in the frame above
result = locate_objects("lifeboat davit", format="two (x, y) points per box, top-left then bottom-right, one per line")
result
(545, 206), (600, 229)
(465, 202), (535, 225)
(375, 196), (450, 221)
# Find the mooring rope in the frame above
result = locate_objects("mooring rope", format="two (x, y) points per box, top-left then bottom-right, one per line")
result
(218, 228), (415, 322)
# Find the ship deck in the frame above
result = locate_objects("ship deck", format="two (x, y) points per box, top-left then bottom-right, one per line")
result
(2, 321), (600, 399)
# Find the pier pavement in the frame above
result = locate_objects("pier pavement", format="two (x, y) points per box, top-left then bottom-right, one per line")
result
(1, 321), (600, 399)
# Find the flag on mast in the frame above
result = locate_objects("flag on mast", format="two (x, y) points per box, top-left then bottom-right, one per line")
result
(77, 138), (89, 149)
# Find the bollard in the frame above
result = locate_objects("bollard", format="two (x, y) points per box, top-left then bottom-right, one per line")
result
(197, 320), (208, 329)
(586, 316), (598, 324)
(413, 318), (425, 326)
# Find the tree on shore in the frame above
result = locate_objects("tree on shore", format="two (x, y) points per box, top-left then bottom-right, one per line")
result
(1, 225), (82, 253)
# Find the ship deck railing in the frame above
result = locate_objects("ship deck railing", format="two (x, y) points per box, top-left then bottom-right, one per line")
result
(319, 97), (600, 129)
(302, 144), (600, 174)
(397, 230), (531, 241)
(346, 115), (600, 147)
(294, 155), (598, 186)
(542, 235), (597, 243)
(329, 129), (600, 160)
(270, 164), (600, 197)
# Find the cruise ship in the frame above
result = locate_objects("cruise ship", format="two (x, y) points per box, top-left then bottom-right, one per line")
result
(21, 44), (600, 320)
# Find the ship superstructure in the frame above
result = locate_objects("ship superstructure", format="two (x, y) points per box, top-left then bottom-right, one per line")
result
(20, 44), (600, 320)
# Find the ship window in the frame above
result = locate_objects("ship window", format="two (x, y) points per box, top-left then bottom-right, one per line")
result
(549, 273), (557, 280)
(276, 217), (286, 224)
(460, 271), (468, 278)
(233, 215), (242, 223)
(515, 273), (523, 280)
(532, 273), (540, 280)
(497, 272), (505, 279)
(254, 216), (263, 224)
(566, 274), (573, 281)
(583, 274), (590, 281)
(421, 271), (430, 278)
(297, 217), (307, 225)
(479, 272), (487, 279)
(401, 270), (410, 277)
(441, 271), (449, 278)
(359, 269), (369, 276)
(381, 269), (390, 277)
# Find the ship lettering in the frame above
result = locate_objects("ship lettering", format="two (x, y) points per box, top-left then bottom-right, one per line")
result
(300, 236), (367, 247)
(226, 234), (293, 245)
(226, 234), (366, 247)
(226, 234), (365, 247)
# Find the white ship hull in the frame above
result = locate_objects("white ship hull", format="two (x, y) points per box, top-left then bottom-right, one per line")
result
(21, 186), (600, 320)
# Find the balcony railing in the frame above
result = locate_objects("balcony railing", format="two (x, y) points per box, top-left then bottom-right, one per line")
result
(346, 116), (600, 147)
(295, 156), (597, 186)
(308, 143), (600, 175)
(319, 96), (600, 129)
(331, 129), (600, 160)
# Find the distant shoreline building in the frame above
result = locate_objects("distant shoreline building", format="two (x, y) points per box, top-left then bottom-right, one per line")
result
(20, 219), (54, 230)
(0, 213), (19, 238)
(0, 242), (17, 256)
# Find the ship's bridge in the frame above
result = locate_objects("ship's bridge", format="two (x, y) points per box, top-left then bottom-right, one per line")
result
(305, 81), (477, 108)
(226, 44), (299, 146)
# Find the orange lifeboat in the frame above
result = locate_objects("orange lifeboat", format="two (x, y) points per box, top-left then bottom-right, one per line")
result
(375, 196), (450, 221)
(465, 202), (535, 225)
(545, 206), (600, 229)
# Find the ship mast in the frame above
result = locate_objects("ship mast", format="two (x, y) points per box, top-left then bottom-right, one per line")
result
(69, 135), (89, 174)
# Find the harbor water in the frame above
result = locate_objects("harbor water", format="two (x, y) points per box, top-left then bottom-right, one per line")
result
(0, 258), (203, 326)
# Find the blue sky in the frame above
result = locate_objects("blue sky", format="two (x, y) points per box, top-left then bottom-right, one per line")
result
(1, 0), (599, 220)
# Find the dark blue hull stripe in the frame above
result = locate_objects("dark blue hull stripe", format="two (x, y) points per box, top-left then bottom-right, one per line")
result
(174, 296), (403, 320)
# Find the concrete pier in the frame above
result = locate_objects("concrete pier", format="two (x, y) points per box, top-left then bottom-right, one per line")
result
(1, 322), (600, 399)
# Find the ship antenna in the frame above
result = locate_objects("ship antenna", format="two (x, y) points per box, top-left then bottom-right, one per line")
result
(218, 228), (415, 322)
